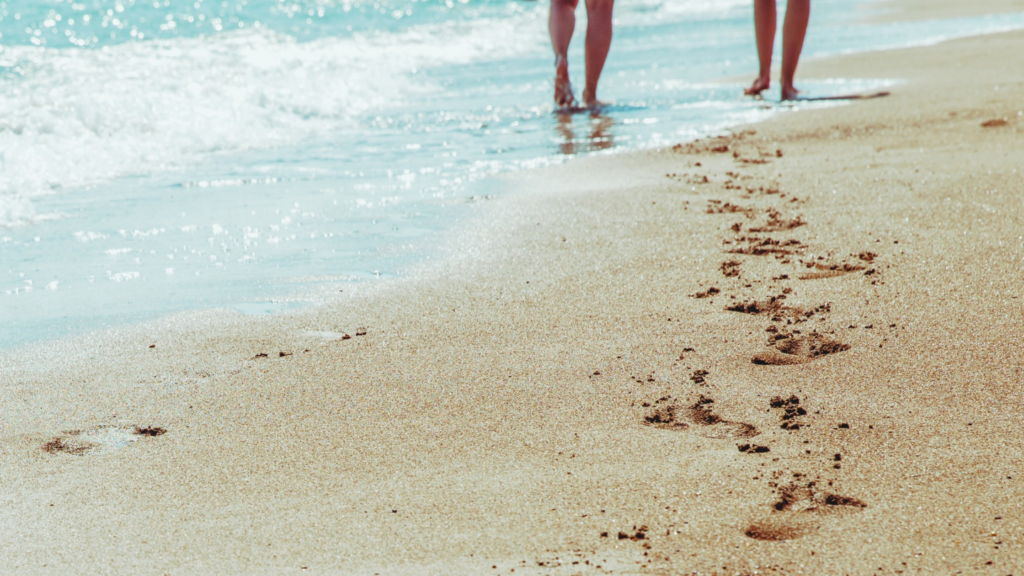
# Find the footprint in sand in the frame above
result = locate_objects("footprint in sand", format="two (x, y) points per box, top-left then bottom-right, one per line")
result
(747, 209), (806, 233)
(770, 395), (807, 431)
(771, 482), (867, 513)
(725, 295), (793, 318)
(798, 252), (877, 280)
(726, 237), (804, 258)
(642, 396), (758, 439)
(688, 396), (760, 439)
(42, 425), (166, 456)
(642, 397), (690, 431)
(752, 332), (850, 366)
(798, 262), (865, 280)
(743, 481), (866, 541)
(743, 517), (816, 541)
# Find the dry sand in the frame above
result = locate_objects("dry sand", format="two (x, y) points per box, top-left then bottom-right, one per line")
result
(864, 0), (1024, 21)
(2, 4), (1023, 575)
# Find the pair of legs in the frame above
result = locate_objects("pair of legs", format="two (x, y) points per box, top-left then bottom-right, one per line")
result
(549, 0), (614, 108)
(745, 0), (811, 101)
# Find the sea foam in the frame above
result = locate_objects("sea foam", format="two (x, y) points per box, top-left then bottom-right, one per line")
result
(0, 12), (547, 228)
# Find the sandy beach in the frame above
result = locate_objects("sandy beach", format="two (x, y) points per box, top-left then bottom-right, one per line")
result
(2, 1), (1023, 574)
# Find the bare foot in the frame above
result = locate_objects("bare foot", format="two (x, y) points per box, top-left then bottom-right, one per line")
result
(581, 88), (607, 110)
(554, 55), (574, 108)
(781, 85), (801, 101)
(744, 76), (770, 96)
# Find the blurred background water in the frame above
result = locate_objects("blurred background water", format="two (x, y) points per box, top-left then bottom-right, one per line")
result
(2, 0), (1023, 348)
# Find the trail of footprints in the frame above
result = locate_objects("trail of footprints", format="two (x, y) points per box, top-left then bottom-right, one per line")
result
(697, 135), (883, 366)
(621, 131), (881, 557)
(686, 132), (871, 540)
(33, 132), (885, 570)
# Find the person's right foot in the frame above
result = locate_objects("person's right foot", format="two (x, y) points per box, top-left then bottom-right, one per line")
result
(744, 76), (770, 96)
(554, 55), (574, 107)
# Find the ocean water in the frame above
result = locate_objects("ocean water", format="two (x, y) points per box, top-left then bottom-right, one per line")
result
(2, 0), (1023, 349)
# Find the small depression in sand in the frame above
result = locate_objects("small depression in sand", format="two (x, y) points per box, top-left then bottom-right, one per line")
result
(743, 519), (814, 541)
(753, 333), (850, 365)
(642, 396), (758, 439)
(773, 482), (867, 514)
(798, 260), (867, 280)
(776, 335), (849, 357)
(43, 425), (166, 456)
(743, 483), (866, 541)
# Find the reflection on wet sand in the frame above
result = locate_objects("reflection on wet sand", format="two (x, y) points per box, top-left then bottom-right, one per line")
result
(555, 110), (616, 155)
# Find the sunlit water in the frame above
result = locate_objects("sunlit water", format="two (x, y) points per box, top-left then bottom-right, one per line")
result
(2, 0), (1023, 348)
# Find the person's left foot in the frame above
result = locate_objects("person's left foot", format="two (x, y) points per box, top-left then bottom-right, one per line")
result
(781, 85), (801, 101)
(581, 88), (607, 109)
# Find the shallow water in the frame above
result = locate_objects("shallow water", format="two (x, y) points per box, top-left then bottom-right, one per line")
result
(2, 0), (1023, 348)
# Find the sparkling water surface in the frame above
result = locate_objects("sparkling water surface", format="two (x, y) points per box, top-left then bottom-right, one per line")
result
(2, 0), (1023, 348)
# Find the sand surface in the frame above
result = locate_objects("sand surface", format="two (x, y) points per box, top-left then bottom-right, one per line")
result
(865, 0), (1024, 21)
(2, 4), (1023, 575)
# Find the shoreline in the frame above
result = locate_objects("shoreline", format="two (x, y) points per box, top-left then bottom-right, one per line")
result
(8, 1), (1024, 353)
(3, 8), (1024, 575)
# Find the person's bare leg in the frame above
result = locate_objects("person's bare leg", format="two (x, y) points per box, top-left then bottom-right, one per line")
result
(780, 0), (810, 100)
(549, 0), (579, 107)
(745, 0), (776, 96)
(581, 0), (613, 107)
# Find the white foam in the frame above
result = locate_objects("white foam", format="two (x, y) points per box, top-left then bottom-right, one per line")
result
(0, 193), (46, 228)
(74, 231), (108, 242)
(0, 13), (548, 228)
(616, 0), (747, 24)
(107, 271), (140, 282)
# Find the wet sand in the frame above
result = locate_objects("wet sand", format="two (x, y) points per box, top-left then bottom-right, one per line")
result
(2, 4), (1023, 575)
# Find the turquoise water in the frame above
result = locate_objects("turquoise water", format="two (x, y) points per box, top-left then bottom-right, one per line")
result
(2, 0), (1023, 348)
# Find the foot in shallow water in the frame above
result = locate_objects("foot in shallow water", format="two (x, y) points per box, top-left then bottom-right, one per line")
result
(580, 88), (608, 110)
(554, 55), (575, 108)
(781, 84), (802, 101)
(744, 76), (770, 97)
